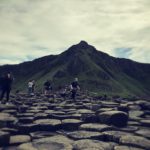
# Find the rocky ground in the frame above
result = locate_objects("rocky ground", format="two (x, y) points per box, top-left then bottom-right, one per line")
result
(0, 92), (150, 150)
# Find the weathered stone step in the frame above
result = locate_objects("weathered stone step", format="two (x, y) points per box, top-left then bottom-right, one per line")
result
(50, 114), (81, 120)
(67, 130), (104, 140)
(34, 119), (61, 131)
(2, 110), (17, 116)
(61, 119), (82, 131)
(119, 135), (150, 150)
(0, 131), (10, 146)
(114, 145), (144, 150)
(18, 117), (34, 124)
(102, 130), (133, 143)
(140, 120), (150, 127)
(1, 128), (18, 135)
(17, 135), (73, 150)
(34, 113), (49, 120)
(0, 104), (17, 112)
(135, 128), (150, 139)
(98, 111), (128, 127)
(17, 123), (38, 134)
(17, 113), (34, 118)
(30, 131), (56, 140)
(79, 123), (113, 132)
(73, 139), (116, 150)
(9, 135), (31, 145)
(0, 113), (18, 128)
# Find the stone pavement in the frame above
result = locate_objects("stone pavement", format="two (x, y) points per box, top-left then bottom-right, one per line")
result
(0, 93), (150, 150)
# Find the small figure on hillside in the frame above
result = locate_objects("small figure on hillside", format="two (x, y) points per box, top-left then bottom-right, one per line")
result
(28, 80), (34, 96)
(0, 72), (14, 104)
(70, 78), (80, 100)
(43, 80), (52, 96)
(32, 80), (35, 94)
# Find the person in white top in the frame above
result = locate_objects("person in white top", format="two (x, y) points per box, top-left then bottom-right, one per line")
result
(28, 80), (33, 96)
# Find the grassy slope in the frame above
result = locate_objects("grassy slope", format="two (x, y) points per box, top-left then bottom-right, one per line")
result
(1, 42), (150, 97)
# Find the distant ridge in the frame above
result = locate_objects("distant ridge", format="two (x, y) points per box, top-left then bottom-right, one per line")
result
(0, 41), (150, 96)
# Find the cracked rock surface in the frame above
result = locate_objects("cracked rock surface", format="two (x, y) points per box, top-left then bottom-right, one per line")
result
(0, 93), (150, 150)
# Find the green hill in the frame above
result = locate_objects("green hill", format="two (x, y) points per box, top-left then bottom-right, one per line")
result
(0, 41), (150, 97)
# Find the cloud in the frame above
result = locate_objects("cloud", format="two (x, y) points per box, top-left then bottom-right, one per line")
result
(0, 0), (150, 65)
(113, 48), (132, 58)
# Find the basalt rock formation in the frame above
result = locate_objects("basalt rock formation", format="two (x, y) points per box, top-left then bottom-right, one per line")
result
(0, 92), (150, 149)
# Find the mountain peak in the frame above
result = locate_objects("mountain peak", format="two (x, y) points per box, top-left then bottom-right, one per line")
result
(67, 41), (96, 54)
(76, 40), (90, 49)
(78, 40), (89, 46)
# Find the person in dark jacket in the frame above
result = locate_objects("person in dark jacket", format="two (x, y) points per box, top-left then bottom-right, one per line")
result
(43, 80), (52, 96)
(70, 78), (80, 100)
(0, 73), (13, 104)
(0, 75), (3, 91)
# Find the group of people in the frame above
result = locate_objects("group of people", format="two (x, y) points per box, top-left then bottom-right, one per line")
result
(58, 78), (80, 100)
(27, 79), (53, 96)
(27, 78), (80, 100)
(0, 72), (80, 104)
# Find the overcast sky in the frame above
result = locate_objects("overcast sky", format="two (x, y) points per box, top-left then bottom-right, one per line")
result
(0, 0), (150, 65)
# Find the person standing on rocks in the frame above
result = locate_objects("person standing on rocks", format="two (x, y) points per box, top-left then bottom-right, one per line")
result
(28, 80), (34, 96)
(0, 72), (13, 104)
(59, 85), (67, 100)
(0, 75), (3, 91)
(32, 80), (35, 95)
(43, 80), (52, 96)
(70, 78), (80, 100)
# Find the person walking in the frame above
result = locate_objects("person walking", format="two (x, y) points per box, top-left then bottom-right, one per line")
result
(70, 78), (80, 100)
(0, 73), (13, 104)
(0, 75), (3, 92)
(28, 80), (33, 96)
(43, 80), (52, 96)
(59, 85), (67, 100)
(32, 80), (35, 95)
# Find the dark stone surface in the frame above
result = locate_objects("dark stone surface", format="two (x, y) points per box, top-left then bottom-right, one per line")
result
(61, 119), (82, 131)
(0, 93), (149, 149)
(30, 131), (56, 139)
(120, 135), (150, 150)
(0, 131), (10, 146)
(103, 130), (133, 143)
(98, 111), (128, 127)
(34, 119), (61, 131)
(135, 128), (150, 139)
(9, 135), (31, 145)
(67, 131), (104, 140)
(0, 113), (18, 128)
(79, 123), (113, 132)
(114, 145), (144, 150)
(73, 139), (116, 150)
(17, 135), (73, 150)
